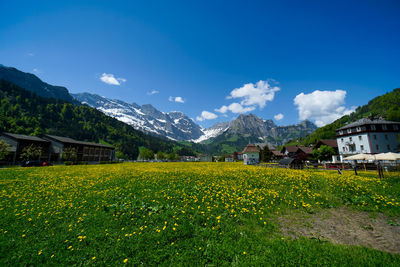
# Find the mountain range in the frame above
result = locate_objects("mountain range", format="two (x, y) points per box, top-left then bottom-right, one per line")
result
(1, 64), (398, 156)
(72, 92), (317, 148)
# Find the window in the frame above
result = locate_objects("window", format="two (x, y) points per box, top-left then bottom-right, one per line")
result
(360, 145), (364, 151)
(385, 134), (388, 140)
(394, 125), (399, 130)
(349, 137), (352, 141)
(339, 130), (343, 135)
(371, 125), (376, 130)
(382, 125), (387, 130)
(347, 129), (352, 134)
(387, 144), (390, 150)
(376, 144), (379, 150)
(373, 135), (377, 140)
(342, 147), (345, 151)
(341, 138), (344, 142)
(356, 127), (361, 132)
(358, 136), (362, 141)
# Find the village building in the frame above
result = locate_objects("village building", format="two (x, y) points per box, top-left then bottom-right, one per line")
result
(271, 150), (284, 160)
(225, 154), (234, 162)
(336, 118), (400, 159)
(233, 151), (243, 161)
(42, 135), (115, 162)
(0, 132), (50, 164)
(314, 139), (338, 153)
(0, 132), (115, 164)
(281, 145), (313, 160)
(180, 155), (196, 162)
(314, 139), (340, 163)
(198, 154), (212, 162)
(242, 144), (260, 165)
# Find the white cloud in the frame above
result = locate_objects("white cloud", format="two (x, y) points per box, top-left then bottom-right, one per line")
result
(215, 103), (255, 114)
(28, 52), (34, 56)
(100, 73), (126, 85)
(33, 68), (41, 74)
(169, 96), (185, 103)
(228, 80), (280, 109)
(274, 113), (284, 121)
(294, 90), (356, 127)
(147, 90), (159, 96)
(196, 111), (218, 121)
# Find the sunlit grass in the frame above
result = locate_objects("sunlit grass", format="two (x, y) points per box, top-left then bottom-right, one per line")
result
(0, 162), (399, 265)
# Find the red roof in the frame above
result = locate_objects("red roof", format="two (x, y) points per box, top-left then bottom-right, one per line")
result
(242, 144), (260, 153)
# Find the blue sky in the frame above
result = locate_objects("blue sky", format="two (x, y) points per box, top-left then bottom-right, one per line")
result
(0, 0), (399, 128)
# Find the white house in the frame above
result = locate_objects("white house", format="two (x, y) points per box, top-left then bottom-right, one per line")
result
(336, 118), (400, 159)
(242, 144), (260, 165)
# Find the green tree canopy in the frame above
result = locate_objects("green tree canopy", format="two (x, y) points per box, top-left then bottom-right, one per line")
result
(20, 144), (42, 161)
(138, 148), (154, 161)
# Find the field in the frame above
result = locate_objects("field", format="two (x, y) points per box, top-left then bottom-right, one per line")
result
(1, 162), (400, 265)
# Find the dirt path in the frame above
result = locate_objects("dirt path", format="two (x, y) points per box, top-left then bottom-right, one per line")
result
(278, 207), (400, 254)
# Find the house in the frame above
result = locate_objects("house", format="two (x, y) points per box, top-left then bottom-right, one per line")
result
(198, 154), (212, 162)
(42, 135), (115, 162)
(314, 139), (338, 153)
(233, 151), (243, 160)
(281, 145), (312, 160)
(180, 156), (196, 162)
(0, 132), (50, 164)
(281, 146), (299, 158)
(225, 154), (234, 162)
(336, 118), (400, 159)
(314, 139), (340, 163)
(271, 150), (284, 160)
(0, 132), (116, 164)
(242, 144), (260, 165)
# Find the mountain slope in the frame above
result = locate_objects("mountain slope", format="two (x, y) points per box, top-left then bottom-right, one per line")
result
(0, 79), (192, 159)
(72, 92), (204, 141)
(288, 88), (400, 146)
(0, 64), (78, 103)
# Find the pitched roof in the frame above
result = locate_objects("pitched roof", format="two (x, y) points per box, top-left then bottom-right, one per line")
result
(1, 132), (49, 143)
(283, 146), (299, 153)
(337, 118), (399, 131)
(315, 139), (338, 148)
(43, 134), (114, 149)
(271, 150), (284, 156)
(242, 144), (260, 153)
(298, 147), (313, 154)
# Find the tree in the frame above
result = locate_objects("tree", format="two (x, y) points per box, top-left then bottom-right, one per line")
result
(0, 140), (9, 160)
(138, 148), (154, 161)
(20, 144), (42, 161)
(156, 151), (166, 161)
(260, 146), (273, 162)
(61, 147), (77, 161)
(167, 152), (180, 161)
(312, 145), (336, 162)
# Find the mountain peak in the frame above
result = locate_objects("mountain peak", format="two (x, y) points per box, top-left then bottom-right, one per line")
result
(0, 64), (77, 103)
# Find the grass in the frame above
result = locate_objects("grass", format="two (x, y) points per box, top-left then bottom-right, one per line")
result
(0, 162), (399, 265)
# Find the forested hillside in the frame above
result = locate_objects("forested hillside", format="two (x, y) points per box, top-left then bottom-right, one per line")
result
(0, 79), (192, 159)
(287, 88), (400, 146)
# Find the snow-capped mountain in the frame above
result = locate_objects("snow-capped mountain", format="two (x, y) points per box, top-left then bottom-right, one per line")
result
(192, 121), (231, 143)
(72, 93), (317, 145)
(72, 93), (203, 141)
